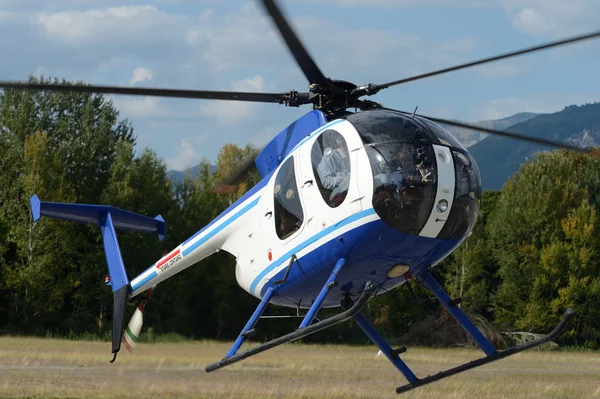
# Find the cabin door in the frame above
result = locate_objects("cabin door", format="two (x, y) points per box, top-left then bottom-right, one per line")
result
(298, 121), (364, 235)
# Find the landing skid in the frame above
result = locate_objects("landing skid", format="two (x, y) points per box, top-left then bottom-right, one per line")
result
(385, 271), (574, 394)
(205, 278), (374, 372)
(205, 262), (574, 395)
(395, 306), (574, 394)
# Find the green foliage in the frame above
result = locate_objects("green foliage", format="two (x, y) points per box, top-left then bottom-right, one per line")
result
(1, 77), (599, 350)
(487, 150), (600, 347)
(0, 75), (135, 334)
(437, 190), (500, 319)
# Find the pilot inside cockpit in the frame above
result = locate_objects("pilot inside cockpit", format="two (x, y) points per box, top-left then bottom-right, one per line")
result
(317, 133), (351, 202)
(372, 145), (411, 193)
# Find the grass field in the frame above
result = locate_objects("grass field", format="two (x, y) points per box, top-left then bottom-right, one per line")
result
(0, 337), (598, 398)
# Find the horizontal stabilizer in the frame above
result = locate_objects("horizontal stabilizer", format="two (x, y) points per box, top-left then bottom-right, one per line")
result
(30, 195), (166, 241)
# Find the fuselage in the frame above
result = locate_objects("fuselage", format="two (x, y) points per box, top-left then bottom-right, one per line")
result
(129, 109), (482, 309)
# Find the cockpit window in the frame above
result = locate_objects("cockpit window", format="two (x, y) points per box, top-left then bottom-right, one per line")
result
(346, 110), (437, 145)
(346, 109), (481, 241)
(366, 142), (438, 235)
(311, 129), (350, 208)
(416, 118), (466, 150)
(437, 150), (481, 240)
(274, 156), (304, 240)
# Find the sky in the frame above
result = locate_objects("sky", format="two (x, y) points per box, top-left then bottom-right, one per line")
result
(0, 0), (599, 170)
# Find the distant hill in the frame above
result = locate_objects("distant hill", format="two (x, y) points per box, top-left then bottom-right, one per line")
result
(469, 102), (600, 190)
(164, 112), (536, 181)
(442, 112), (540, 148)
(164, 106), (599, 191)
(166, 165), (217, 185)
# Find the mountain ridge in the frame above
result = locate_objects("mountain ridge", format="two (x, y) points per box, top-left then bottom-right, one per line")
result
(165, 104), (600, 190)
(166, 111), (533, 183)
(469, 102), (600, 190)
(440, 112), (540, 148)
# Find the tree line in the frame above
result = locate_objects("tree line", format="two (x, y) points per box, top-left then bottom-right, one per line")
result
(1, 76), (598, 349)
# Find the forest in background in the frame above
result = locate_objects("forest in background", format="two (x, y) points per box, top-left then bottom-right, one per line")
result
(1, 77), (599, 350)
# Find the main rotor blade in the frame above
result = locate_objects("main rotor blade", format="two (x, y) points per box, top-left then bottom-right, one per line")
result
(259, 0), (329, 87)
(385, 108), (593, 154)
(0, 81), (293, 103)
(373, 29), (600, 91)
(213, 148), (262, 195)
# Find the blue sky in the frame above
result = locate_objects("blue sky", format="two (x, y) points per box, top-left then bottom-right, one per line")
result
(0, 0), (599, 170)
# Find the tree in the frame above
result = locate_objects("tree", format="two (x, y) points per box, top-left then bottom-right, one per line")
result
(143, 144), (263, 340)
(487, 149), (600, 346)
(438, 190), (501, 319)
(0, 75), (136, 333)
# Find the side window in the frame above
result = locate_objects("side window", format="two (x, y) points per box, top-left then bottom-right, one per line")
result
(274, 156), (304, 240)
(311, 129), (351, 208)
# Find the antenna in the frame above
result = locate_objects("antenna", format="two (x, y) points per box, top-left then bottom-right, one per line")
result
(411, 106), (418, 119)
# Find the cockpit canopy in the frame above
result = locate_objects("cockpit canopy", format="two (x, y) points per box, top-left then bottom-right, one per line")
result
(345, 110), (481, 241)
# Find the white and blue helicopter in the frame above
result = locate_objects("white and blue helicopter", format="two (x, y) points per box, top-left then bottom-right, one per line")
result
(3, 0), (599, 394)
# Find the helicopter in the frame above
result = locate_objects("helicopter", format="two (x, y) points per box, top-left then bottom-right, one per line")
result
(3, 0), (599, 395)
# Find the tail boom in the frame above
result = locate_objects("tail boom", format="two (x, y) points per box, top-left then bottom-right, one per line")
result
(128, 189), (263, 297)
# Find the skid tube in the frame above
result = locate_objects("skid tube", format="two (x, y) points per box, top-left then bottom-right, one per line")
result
(205, 281), (376, 372)
(396, 307), (574, 394)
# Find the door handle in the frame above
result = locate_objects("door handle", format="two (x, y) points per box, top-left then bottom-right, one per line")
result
(303, 180), (313, 187)
(265, 211), (273, 218)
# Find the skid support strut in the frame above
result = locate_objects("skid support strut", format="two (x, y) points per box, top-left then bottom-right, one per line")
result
(299, 258), (346, 328)
(226, 287), (276, 358)
(354, 312), (417, 384)
(421, 272), (496, 356)
(206, 280), (375, 372)
(384, 271), (575, 394)
(210, 258), (348, 370)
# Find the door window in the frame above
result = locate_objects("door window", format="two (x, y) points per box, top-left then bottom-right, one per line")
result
(274, 156), (304, 240)
(311, 129), (351, 208)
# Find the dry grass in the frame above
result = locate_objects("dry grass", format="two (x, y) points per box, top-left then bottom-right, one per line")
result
(0, 337), (599, 398)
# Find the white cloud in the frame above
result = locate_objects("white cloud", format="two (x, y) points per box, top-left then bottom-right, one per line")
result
(1, 0), (597, 168)
(231, 74), (267, 92)
(166, 138), (201, 170)
(511, 7), (550, 35)
(298, 0), (494, 8)
(129, 66), (152, 86)
(477, 63), (527, 78)
(113, 96), (166, 118)
(0, 0), (211, 12)
(199, 74), (270, 125)
(503, 0), (600, 37)
(35, 6), (163, 44)
(439, 37), (482, 53)
(303, 0), (600, 40)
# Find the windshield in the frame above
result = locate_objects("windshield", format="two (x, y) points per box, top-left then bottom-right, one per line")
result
(365, 142), (437, 235)
(346, 109), (482, 240)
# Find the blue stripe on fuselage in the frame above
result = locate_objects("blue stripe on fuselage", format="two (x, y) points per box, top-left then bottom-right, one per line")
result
(182, 196), (260, 256)
(131, 270), (158, 291)
(130, 191), (263, 293)
(182, 178), (269, 247)
(249, 207), (377, 295)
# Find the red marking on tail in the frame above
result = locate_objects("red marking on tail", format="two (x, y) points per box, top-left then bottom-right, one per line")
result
(156, 248), (181, 269)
